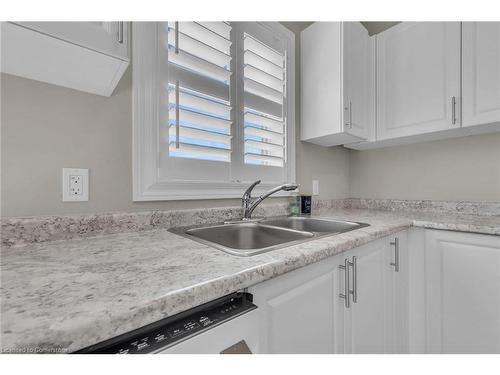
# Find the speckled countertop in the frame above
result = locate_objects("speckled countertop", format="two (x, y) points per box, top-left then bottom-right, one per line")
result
(1, 208), (499, 353)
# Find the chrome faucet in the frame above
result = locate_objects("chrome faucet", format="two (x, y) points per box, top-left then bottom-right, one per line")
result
(241, 180), (299, 220)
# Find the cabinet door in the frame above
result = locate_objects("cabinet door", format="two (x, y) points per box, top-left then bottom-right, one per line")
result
(377, 22), (461, 140)
(388, 231), (410, 353)
(462, 22), (500, 127)
(301, 22), (344, 143)
(343, 237), (394, 353)
(250, 257), (336, 354)
(14, 22), (129, 60)
(425, 230), (500, 353)
(332, 255), (349, 353)
(343, 22), (375, 140)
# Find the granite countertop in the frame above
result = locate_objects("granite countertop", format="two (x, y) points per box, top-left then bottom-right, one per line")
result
(1, 208), (499, 353)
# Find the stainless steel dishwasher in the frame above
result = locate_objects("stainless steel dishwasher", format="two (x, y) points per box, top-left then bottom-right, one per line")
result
(76, 292), (259, 354)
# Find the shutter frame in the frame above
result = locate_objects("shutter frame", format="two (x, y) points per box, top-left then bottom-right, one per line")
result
(133, 22), (295, 202)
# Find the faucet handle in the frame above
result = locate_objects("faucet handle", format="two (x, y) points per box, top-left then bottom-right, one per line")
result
(243, 180), (261, 199)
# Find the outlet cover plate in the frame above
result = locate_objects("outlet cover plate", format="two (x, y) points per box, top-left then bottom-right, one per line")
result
(62, 168), (89, 202)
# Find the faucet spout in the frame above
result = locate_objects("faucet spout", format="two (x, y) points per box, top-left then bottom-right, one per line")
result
(241, 180), (261, 219)
(241, 181), (298, 220)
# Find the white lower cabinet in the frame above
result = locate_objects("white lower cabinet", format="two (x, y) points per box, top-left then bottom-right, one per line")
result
(424, 230), (500, 353)
(334, 238), (390, 353)
(336, 231), (408, 353)
(392, 231), (410, 353)
(249, 257), (336, 353)
(249, 228), (499, 354)
(250, 230), (408, 354)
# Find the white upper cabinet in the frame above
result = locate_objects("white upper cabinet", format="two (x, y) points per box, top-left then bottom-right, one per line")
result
(301, 22), (343, 145)
(1, 22), (130, 96)
(343, 22), (376, 140)
(462, 22), (500, 128)
(15, 22), (129, 60)
(377, 22), (461, 140)
(301, 22), (374, 146)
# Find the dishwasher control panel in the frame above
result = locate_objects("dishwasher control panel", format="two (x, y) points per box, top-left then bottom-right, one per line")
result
(75, 292), (256, 354)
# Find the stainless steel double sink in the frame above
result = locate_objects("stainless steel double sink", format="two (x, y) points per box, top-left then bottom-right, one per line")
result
(173, 216), (369, 256)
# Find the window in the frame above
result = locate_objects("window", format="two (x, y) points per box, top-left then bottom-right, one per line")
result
(133, 22), (295, 201)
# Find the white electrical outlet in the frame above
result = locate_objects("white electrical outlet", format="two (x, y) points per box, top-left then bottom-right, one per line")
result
(312, 180), (320, 196)
(70, 175), (83, 196)
(62, 168), (89, 202)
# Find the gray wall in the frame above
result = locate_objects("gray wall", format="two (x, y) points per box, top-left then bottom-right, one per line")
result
(0, 22), (350, 217)
(349, 133), (500, 202)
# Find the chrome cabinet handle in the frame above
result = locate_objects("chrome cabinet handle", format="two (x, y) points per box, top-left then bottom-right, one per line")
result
(339, 258), (350, 308)
(390, 237), (400, 272)
(345, 101), (352, 128)
(118, 22), (124, 44)
(451, 96), (457, 125)
(350, 256), (357, 303)
(349, 102), (352, 128)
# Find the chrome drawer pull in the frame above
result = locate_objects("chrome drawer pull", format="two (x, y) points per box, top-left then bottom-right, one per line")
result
(451, 96), (457, 125)
(118, 22), (124, 44)
(339, 258), (351, 308)
(345, 101), (352, 128)
(350, 256), (357, 303)
(390, 237), (400, 272)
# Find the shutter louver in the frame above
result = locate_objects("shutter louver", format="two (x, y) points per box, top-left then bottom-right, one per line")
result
(167, 22), (232, 162)
(243, 33), (286, 167)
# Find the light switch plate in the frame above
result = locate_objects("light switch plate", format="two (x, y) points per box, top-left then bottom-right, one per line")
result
(62, 168), (89, 202)
(312, 180), (320, 196)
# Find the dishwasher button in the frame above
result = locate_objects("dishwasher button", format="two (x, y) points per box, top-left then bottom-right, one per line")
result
(199, 316), (215, 326)
(154, 334), (166, 342)
(183, 320), (200, 331)
(168, 328), (184, 338)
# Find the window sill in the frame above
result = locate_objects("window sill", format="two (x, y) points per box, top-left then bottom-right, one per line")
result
(133, 180), (296, 201)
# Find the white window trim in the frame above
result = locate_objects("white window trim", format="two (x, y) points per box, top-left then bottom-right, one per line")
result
(132, 22), (295, 201)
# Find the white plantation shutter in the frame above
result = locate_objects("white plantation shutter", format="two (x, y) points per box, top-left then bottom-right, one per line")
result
(167, 22), (233, 163)
(243, 31), (287, 169)
(134, 22), (294, 199)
